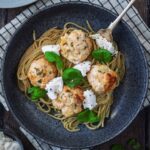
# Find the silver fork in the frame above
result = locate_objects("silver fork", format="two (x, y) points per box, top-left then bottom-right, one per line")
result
(97, 0), (136, 41)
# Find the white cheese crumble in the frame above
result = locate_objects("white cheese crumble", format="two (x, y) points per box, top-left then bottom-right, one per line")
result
(83, 90), (97, 110)
(45, 77), (63, 100)
(73, 61), (92, 77)
(42, 45), (60, 55)
(0, 132), (21, 150)
(91, 34), (115, 54)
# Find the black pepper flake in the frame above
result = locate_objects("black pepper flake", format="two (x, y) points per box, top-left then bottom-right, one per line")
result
(70, 42), (73, 47)
(63, 43), (67, 46)
(84, 46), (87, 49)
(42, 72), (46, 77)
(77, 37), (79, 40)
(35, 68), (43, 75)
(37, 79), (42, 83)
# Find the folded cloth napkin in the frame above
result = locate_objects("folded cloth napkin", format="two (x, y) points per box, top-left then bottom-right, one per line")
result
(0, 0), (150, 150)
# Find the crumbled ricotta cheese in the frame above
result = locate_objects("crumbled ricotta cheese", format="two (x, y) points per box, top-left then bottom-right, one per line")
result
(83, 90), (97, 110)
(42, 45), (60, 55)
(0, 132), (21, 150)
(45, 77), (63, 100)
(91, 34), (115, 54)
(73, 61), (92, 77)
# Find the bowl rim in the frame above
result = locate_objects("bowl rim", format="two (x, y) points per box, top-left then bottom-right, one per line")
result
(1, 1), (149, 148)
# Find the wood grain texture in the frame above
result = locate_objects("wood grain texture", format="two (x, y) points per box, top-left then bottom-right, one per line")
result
(0, 9), (7, 27)
(92, 109), (146, 150)
(134, 0), (149, 26)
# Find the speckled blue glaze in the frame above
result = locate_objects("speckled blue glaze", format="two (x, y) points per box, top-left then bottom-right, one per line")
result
(2, 2), (148, 148)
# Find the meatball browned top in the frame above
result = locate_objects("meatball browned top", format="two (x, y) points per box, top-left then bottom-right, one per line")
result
(60, 29), (93, 64)
(27, 57), (57, 89)
(87, 65), (118, 94)
(52, 86), (84, 118)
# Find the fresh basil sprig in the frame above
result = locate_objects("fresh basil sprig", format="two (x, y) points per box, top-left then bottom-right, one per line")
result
(27, 86), (47, 101)
(77, 109), (100, 123)
(92, 48), (113, 63)
(127, 138), (141, 150)
(44, 52), (64, 70)
(110, 138), (142, 150)
(111, 144), (125, 150)
(62, 68), (84, 88)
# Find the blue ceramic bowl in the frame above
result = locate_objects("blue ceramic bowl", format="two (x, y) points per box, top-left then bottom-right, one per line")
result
(2, 2), (148, 148)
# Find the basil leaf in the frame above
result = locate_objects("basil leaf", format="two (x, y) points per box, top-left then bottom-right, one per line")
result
(77, 109), (100, 123)
(44, 52), (64, 70)
(92, 48), (113, 63)
(27, 86), (47, 101)
(45, 52), (56, 62)
(111, 144), (125, 150)
(127, 138), (141, 150)
(56, 58), (64, 70)
(62, 68), (84, 88)
(28, 87), (35, 94)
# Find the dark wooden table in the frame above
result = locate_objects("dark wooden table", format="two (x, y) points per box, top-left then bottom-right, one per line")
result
(0, 0), (150, 149)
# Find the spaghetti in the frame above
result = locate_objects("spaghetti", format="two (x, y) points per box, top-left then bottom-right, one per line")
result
(17, 22), (125, 132)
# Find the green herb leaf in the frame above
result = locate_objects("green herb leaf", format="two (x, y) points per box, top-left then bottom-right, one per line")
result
(44, 52), (64, 70)
(111, 144), (125, 150)
(27, 86), (47, 101)
(77, 109), (100, 123)
(127, 138), (141, 150)
(62, 68), (84, 88)
(92, 48), (113, 63)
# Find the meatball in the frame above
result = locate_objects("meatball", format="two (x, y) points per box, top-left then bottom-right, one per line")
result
(52, 86), (84, 118)
(27, 57), (57, 89)
(87, 65), (118, 94)
(60, 29), (93, 64)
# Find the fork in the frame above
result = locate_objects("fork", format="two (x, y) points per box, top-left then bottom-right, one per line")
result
(97, 0), (136, 41)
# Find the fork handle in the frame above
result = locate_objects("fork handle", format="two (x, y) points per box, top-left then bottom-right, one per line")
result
(108, 0), (136, 31)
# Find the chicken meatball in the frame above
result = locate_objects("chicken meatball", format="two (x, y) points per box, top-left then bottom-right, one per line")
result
(87, 65), (118, 94)
(27, 57), (57, 89)
(52, 86), (84, 118)
(60, 29), (93, 64)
